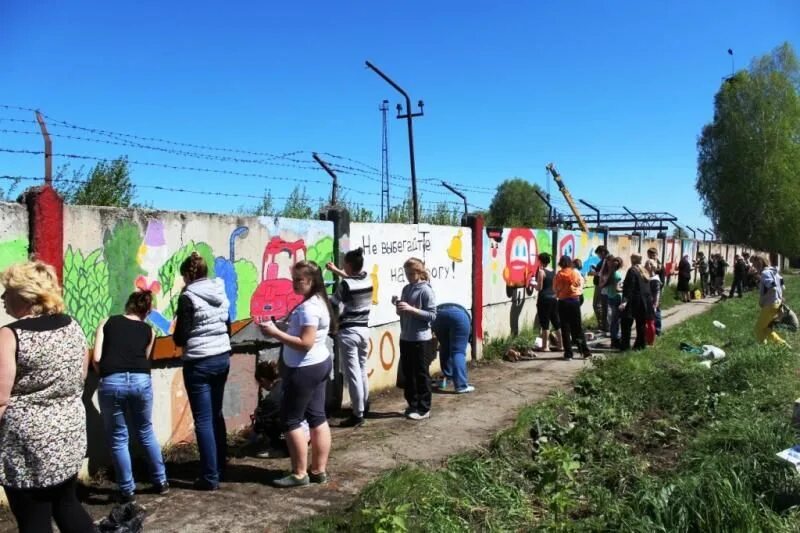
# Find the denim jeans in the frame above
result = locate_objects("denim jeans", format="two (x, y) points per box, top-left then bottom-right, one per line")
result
(607, 295), (622, 342)
(432, 305), (471, 390)
(182, 352), (230, 487)
(98, 372), (167, 494)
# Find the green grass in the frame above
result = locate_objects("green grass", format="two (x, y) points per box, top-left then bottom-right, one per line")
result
(294, 277), (800, 533)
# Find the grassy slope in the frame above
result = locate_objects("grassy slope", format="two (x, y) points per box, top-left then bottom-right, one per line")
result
(296, 278), (800, 533)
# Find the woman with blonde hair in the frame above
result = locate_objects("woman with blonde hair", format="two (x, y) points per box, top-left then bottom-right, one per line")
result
(619, 254), (653, 351)
(395, 257), (437, 420)
(0, 261), (95, 532)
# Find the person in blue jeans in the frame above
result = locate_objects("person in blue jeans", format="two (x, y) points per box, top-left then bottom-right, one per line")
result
(432, 303), (474, 394)
(93, 290), (168, 502)
(173, 252), (232, 491)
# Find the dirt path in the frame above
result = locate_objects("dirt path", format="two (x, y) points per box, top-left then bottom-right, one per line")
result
(0, 298), (720, 533)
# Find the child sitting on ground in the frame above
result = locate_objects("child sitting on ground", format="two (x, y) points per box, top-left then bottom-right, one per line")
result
(251, 360), (309, 459)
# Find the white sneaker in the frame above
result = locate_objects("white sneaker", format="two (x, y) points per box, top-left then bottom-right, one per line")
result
(407, 411), (431, 421)
(455, 385), (475, 394)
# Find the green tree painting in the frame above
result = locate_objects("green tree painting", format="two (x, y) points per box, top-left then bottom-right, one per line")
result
(103, 221), (146, 315)
(63, 247), (112, 344)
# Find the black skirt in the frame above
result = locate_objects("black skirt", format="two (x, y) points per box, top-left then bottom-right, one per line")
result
(677, 276), (690, 292)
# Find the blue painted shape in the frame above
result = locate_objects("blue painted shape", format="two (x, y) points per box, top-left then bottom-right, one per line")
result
(215, 257), (238, 321)
(147, 310), (172, 335)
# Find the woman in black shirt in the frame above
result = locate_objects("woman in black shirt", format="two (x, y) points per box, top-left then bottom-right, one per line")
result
(93, 290), (168, 502)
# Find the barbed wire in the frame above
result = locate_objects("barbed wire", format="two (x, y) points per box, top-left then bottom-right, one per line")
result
(1, 106), (493, 206)
(0, 175), (473, 216)
(0, 105), (38, 113)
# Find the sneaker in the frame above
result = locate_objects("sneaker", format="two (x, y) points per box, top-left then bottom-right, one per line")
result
(118, 491), (136, 504)
(339, 415), (365, 428)
(564, 353), (574, 360)
(192, 478), (219, 491)
(403, 406), (415, 417)
(273, 474), (310, 488)
(435, 378), (449, 390)
(154, 481), (170, 495)
(309, 471), (329, 484)
(407, 411), (431, 421)
(455, 385), (475, 394)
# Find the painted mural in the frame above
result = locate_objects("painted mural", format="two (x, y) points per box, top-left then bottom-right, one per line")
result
(347, 223), (472, 326)
(63, 216), (333, 358)
(483, 227), (552, 305)
(0, 237), (29, 273)
(556, 230), (604, 278)
(664, 238), (678, 276)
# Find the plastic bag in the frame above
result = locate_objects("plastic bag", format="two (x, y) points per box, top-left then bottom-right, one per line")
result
(97, 503), (146, 533)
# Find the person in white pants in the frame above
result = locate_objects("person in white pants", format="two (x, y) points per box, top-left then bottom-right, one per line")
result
(327, 247), (373, 427)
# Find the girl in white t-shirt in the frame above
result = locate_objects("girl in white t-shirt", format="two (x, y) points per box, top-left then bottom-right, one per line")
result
(260, 261), (336, 488)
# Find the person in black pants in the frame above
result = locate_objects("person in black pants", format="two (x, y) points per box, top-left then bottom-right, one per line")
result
(395, 258), (437, 420)
(730, 254), (746, 298)
(620, 254), (653, 351)
(554, 255), (591, 360)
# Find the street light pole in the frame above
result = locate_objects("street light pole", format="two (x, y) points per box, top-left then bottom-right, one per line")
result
(365, 61), (424, 224)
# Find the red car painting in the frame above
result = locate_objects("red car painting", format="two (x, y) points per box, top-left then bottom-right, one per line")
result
(503, 228), (539, 297)
(250, 237), (306, 323)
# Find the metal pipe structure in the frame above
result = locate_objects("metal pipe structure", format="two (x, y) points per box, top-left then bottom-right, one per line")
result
(441, 181), (468, 220)
(365, 61), (424, 224)
(312, 152), (339, 206)
(685, 225), (697, 239)
(578, 199), (601, 231)
(35, 111), (52, 185)
(622, 206), (642, 252)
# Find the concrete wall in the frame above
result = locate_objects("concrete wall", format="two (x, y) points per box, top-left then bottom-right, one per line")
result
(481, 226), (551, 341)
(62, 205), (334, 449)
(0, 202), (30, 325)
(345, 222), (473, 390)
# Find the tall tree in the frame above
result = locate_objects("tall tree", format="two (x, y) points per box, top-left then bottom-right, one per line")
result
(421, 202), (462, 226)
(696, 42), (800, 254)
(487, 178), (548, 228)
(672, 227), (689, 239)
(57, 157), (136, 207)
(281, 186), (313, 218)
(0, 177), (21, 202)
(237, 189), (275, 216)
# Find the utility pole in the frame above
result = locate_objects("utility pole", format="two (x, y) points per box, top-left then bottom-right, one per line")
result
(380, 100), (390, 221)
(312, 153), (339, 206)
(365, 61), (424, 224)
(34, 111), (52, 185)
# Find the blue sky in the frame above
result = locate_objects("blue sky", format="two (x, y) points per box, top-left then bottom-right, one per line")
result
(1, 0), (798, 232)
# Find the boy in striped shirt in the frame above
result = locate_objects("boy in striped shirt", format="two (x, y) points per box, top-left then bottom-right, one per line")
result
(327, 248), (373, 427)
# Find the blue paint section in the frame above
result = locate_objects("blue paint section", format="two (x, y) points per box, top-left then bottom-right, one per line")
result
(147, 310), (172, 335)
(215, 257), (238, 321)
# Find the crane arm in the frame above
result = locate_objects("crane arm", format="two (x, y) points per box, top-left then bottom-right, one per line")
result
(546, 163), (589, 233)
